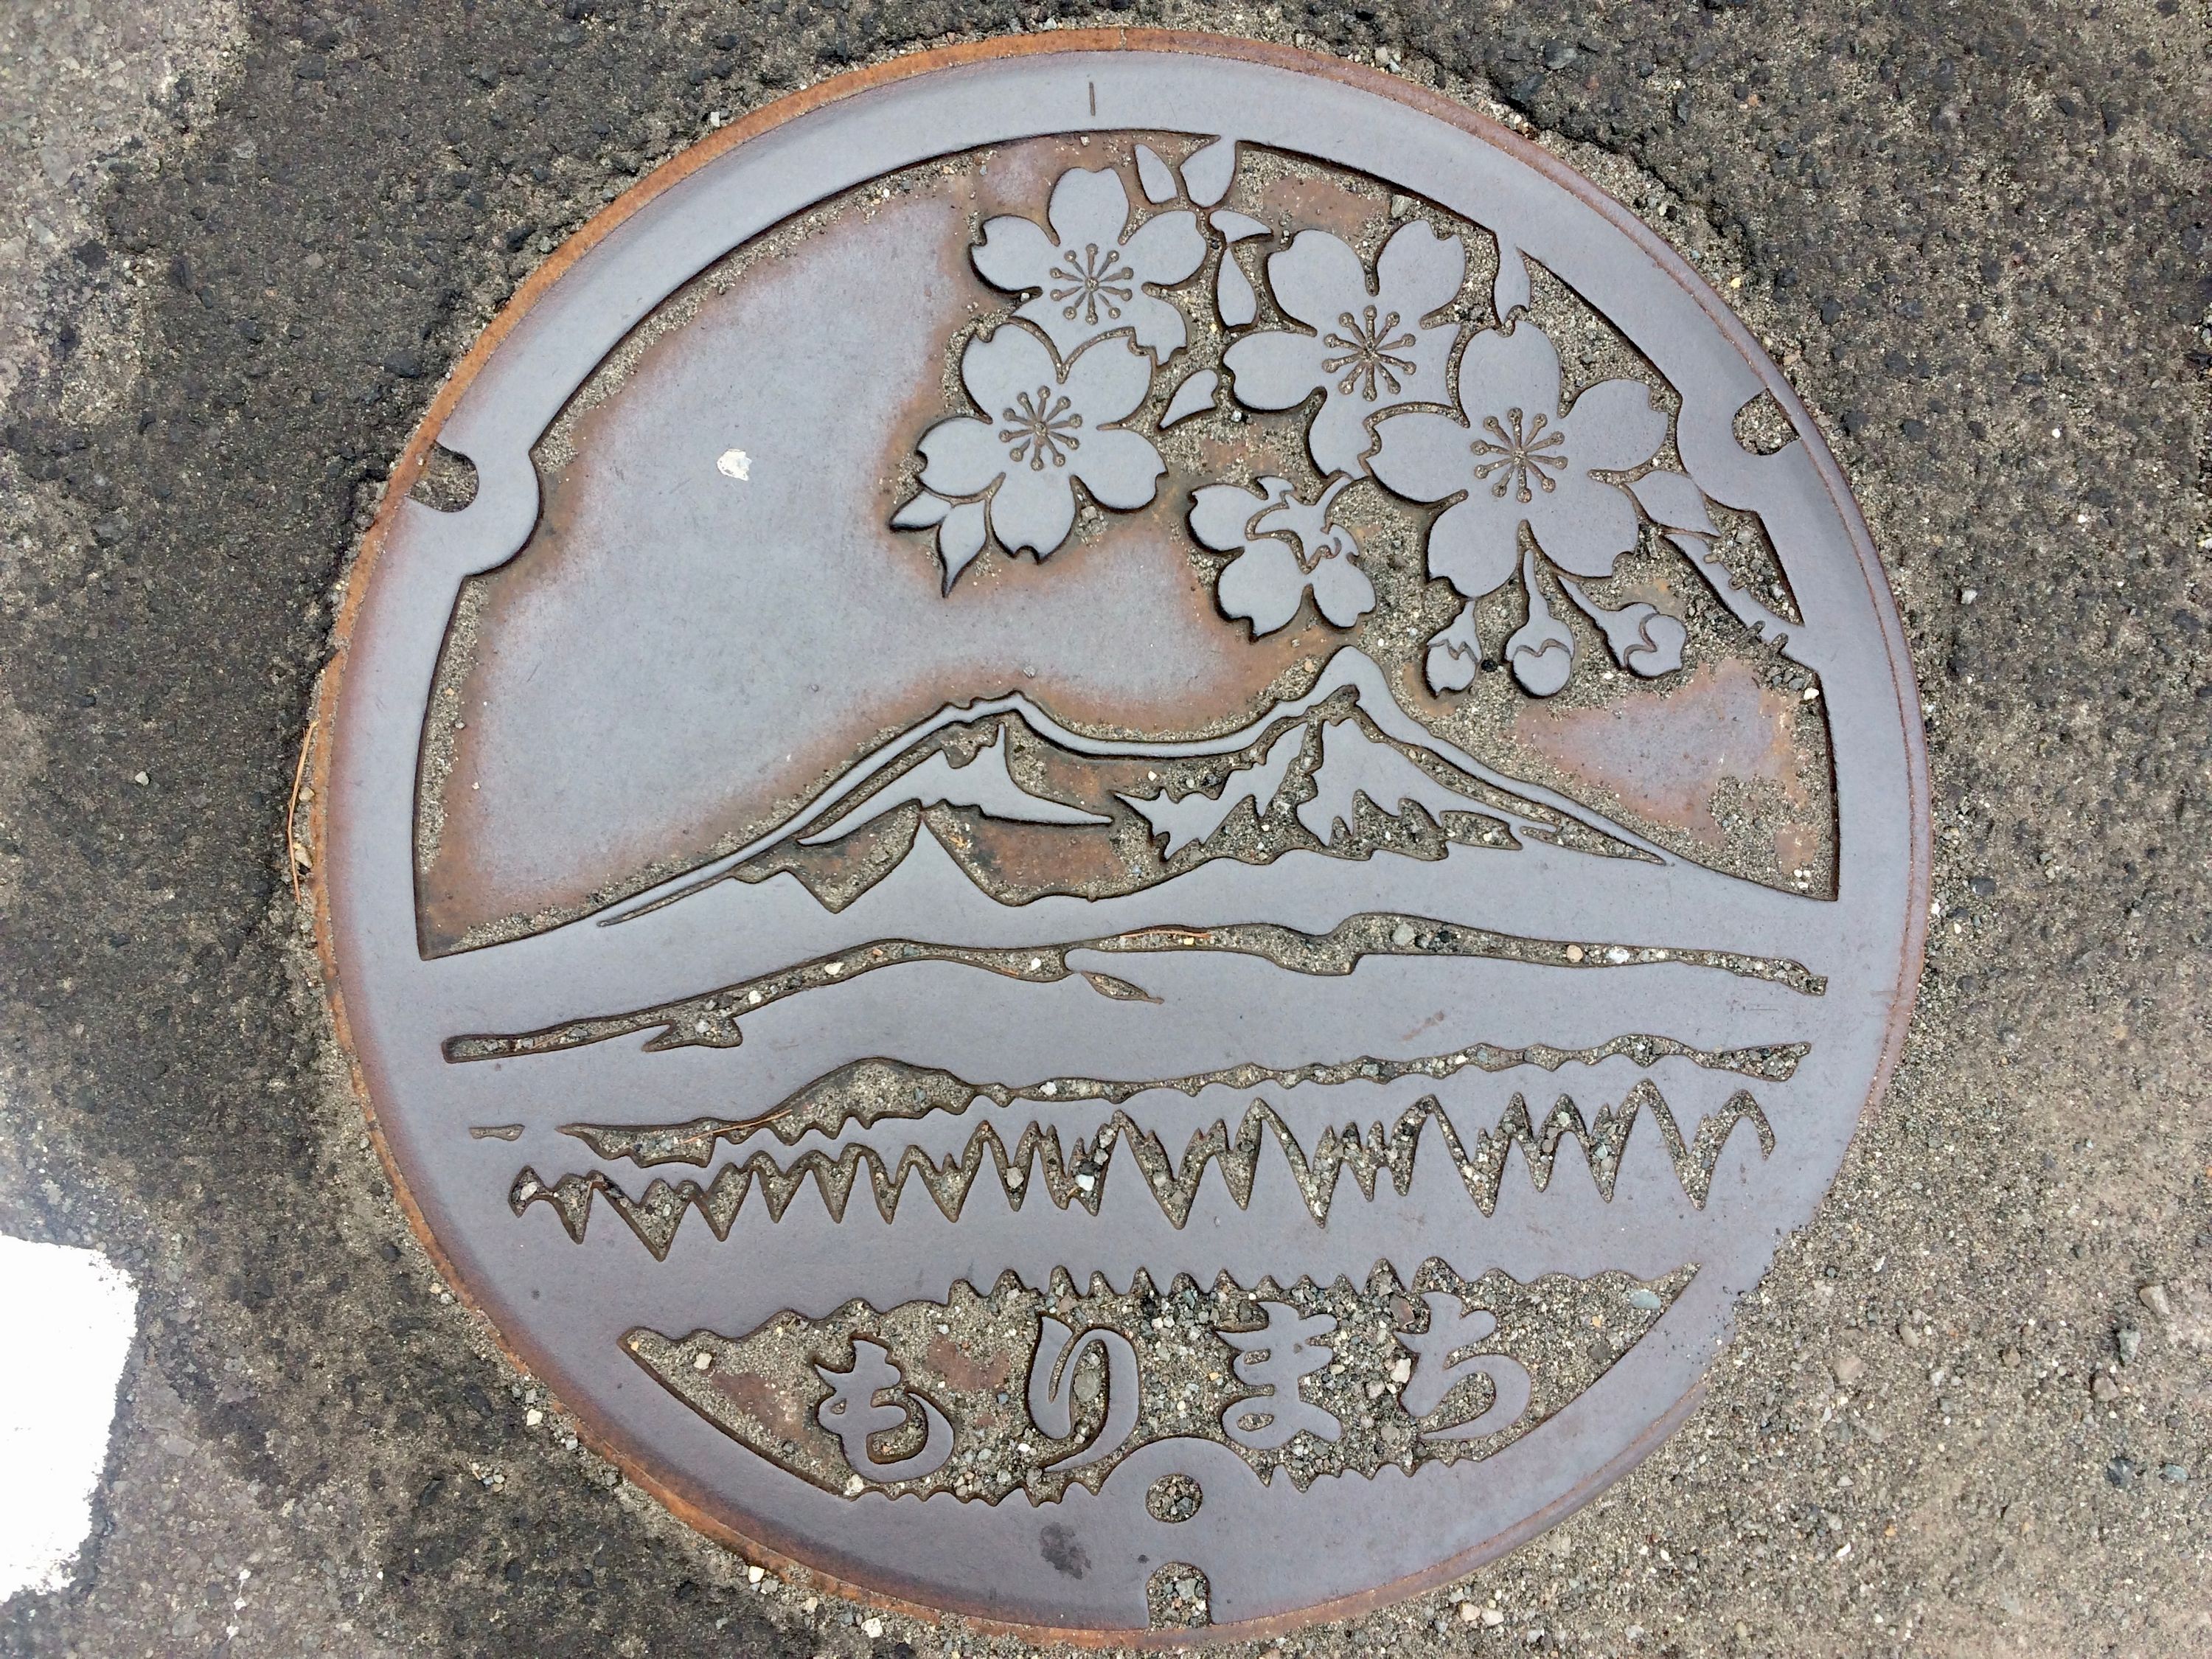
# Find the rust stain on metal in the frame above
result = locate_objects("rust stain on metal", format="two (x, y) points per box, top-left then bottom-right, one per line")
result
(708, 1367), (813, 1453)
(953, 813), (1135, 899)
(1508, 656), (1832, 891)
(926, 1332), (1018, 1398)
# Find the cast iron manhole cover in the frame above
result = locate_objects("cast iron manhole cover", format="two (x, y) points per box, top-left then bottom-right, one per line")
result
(315, 33), (1927, 1642)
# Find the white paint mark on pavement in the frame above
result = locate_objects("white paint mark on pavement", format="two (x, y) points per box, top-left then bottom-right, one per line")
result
(0, 1235), (136, 1599)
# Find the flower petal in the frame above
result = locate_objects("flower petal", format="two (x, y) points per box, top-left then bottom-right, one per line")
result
(1306, 390), (1385, 478)
(1121, 208), (1206, 286)
(1215, 539), (1310, 636)
(1453, 322), (1565, 425)
(1374, 219), (1468, 319)
(957, 324), (1059, 418)
(1422, 493), (1524, 601)
(988, 462), (1077, 559)
(1012, 295), (1105, 360)
(1222, 328), (1326, 413)
(1563, 378), (1668, 472)
(1133, 144), (1178, 204)
(891, 490), (951, 529)
(1308, 550), (1377, 627)
(1262, 229), (1371, 332)
(1391, 318), (1461, 408)
(1370, 410), (1475, 504)
(1071, 426), (1166, 512)
(971, 215), (1058, 296)
(938, 500), (990, 592)
(1046, 167), (1134, 251)
(1060, 334), (1154, 425)
(1425, 604), (1482, 694)
(1179, 137), (1237, 207)
(1160, 366), (1222, 428)
(917, 415), (1006, 499)
(1507, 571), (1577, 697)
(1124, 293), (1191, 361)
(1189, 480), (1270, 551)
(1627, 467), (1715, 535)
(1527, 466), (1642, 580)
(1186, 480), (1292, 553)
(1508, 621), (1575, 696)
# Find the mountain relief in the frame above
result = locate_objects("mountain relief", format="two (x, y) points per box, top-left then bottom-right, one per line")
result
(629, 647), (1649, 922)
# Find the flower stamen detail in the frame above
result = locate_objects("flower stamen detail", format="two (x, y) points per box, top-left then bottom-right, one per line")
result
(1470, 408), (1568, 503)
(1321, 307), (1419, 401)
(998, 387), (1085, 470)
(1048, 243), (1136, 327)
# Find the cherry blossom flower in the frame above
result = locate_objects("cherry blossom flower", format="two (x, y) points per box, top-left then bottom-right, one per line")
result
(1370, 321), (1668, 601)
(1188, 474), (1374, 636)
(972, 167), (1206, 363)
(910, 324), (1164, 588)
(1221, 220), (1466, 476)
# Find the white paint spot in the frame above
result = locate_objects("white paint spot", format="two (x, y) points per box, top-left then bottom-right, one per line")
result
(715, 448), (751, 481)
(0, 1235), (136, 1599)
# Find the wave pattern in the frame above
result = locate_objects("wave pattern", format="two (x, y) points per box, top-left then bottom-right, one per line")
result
(563, 1037), (1808, 1167)
(513, 1081), (1773, 1259)
(448, 912), (1823, 1062)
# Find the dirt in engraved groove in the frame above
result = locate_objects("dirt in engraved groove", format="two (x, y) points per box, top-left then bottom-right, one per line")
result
(624, 1262), (1698, 1503)
(560, 1040), (1809, 1164)
(515, 1081), (1775, 1248)
(445, 914), (1823, 1060)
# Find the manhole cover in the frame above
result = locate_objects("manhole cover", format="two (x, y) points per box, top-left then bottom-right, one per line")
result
(315, 32), (1926, 1642)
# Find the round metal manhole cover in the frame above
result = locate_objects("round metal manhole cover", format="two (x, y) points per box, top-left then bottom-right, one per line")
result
(315, 32), (1927, 1643)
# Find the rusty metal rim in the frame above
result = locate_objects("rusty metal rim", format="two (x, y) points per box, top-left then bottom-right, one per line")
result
(308, 27), (1931, 1648)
